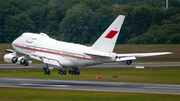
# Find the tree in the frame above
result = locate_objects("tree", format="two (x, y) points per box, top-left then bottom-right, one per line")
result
(28, 7), (41, 32)
(170, 34), (180, 44)
(60, 4), (94, 44)
(4, 13), (34, 43)
(132, 7), (152, 37)
(39, 8), (49, 31)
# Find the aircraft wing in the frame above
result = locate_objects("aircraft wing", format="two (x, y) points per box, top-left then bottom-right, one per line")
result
(116, 52), (172, 61)
(28, 53), (61, 66)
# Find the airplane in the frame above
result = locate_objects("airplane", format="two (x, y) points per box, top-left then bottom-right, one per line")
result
(3, 15), (172, 75)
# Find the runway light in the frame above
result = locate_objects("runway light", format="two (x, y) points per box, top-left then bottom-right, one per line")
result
(113, 75), (118, 78)
(135, 66), (144, 69)
(96, 76), (102, 79)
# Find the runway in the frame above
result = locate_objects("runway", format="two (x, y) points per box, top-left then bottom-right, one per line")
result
(0, 77), (180, 95)
(0, 62), (180, 68)
(0, 63), (180, 95)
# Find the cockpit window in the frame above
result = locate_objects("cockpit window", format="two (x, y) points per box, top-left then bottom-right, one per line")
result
(32, 38), (37, 40)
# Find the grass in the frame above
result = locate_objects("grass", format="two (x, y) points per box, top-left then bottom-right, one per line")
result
(0, 67), (180, 84)
(0, 87), (180, 101)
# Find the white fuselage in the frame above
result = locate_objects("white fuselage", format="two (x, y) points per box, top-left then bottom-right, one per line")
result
(12, 33), (116, 67)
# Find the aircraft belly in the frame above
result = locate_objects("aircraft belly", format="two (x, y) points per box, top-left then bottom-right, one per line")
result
(42, 58), (60, 66)
(61, 57), (87, 67)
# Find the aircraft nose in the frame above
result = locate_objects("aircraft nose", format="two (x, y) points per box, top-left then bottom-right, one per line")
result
(12, 38), (17, 45)
(12, 36), (20, 45)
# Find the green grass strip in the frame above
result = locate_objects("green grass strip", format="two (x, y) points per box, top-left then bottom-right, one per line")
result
(0, 87), (179, 101)
(0, 67), (180, 84)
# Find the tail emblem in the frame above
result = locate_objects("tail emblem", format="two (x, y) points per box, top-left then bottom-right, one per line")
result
(105, 30), (118, 39)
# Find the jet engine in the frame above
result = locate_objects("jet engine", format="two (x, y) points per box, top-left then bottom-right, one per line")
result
(19, 57), (29, 66)
(4, 53), (30, 66)
(3, 53), (17, 64)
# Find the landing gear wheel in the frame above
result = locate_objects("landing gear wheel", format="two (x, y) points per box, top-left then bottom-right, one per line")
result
(71, 71), (74, 75)
(44, 71), (47, 75)
(47, 71), (50, 75)
(68, 70), (71, 74)
(43, 67), (46, 71)
(77, 71), (80, 75)
(60, 71), (64, 75)
(43, 64), (50, 75)
(126, 60), (132, 65)
(58, 70), (61, 74)
(64, 71), (66, 75)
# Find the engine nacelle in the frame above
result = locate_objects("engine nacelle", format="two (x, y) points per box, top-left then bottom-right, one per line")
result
(3, 53), (17, 64)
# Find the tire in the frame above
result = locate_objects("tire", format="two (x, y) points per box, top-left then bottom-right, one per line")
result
(77, 71), (80, 75)
(47, 71), (50, 75)
(58, 70), (61, 74)
(68, 70), (71, 74)
(43, 67), (46, 71)
(64, 71), (66, 75)
(71, 71), (74, 75)
(126, 60), (132, 65)
(44, 71), (47, 75)
(60, 71), (64, 75)
(74, 72), (77, 75)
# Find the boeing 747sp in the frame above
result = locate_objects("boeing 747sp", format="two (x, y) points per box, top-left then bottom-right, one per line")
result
(4, 15), (172, 75)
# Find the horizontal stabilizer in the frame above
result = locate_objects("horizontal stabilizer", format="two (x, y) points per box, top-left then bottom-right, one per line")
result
(116, 52), (172, 61)
(116, 56), (136, 61)
(85, 52), (111, 58)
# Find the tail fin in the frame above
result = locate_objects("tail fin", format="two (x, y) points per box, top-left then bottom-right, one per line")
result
(91, 15), (125, 52)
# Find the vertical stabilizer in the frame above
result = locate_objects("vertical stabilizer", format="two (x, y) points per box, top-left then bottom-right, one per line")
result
(91, 15), (125, 52)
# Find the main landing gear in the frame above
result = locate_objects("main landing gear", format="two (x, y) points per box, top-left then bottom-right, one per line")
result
(58, 67), (80, 76)
(43, 65), (80, 76)
(43, 64), (50, 75)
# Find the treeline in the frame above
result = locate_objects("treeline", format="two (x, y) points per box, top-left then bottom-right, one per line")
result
(109, 0), (180, 7)
(0, 0), (180, 44)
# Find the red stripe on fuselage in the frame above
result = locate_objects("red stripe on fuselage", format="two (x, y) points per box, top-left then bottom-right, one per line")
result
(105, 30), (118, 39)
(13, 45), (94, 60)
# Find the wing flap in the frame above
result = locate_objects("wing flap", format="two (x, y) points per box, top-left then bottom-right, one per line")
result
(28, 53), (61, 66)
